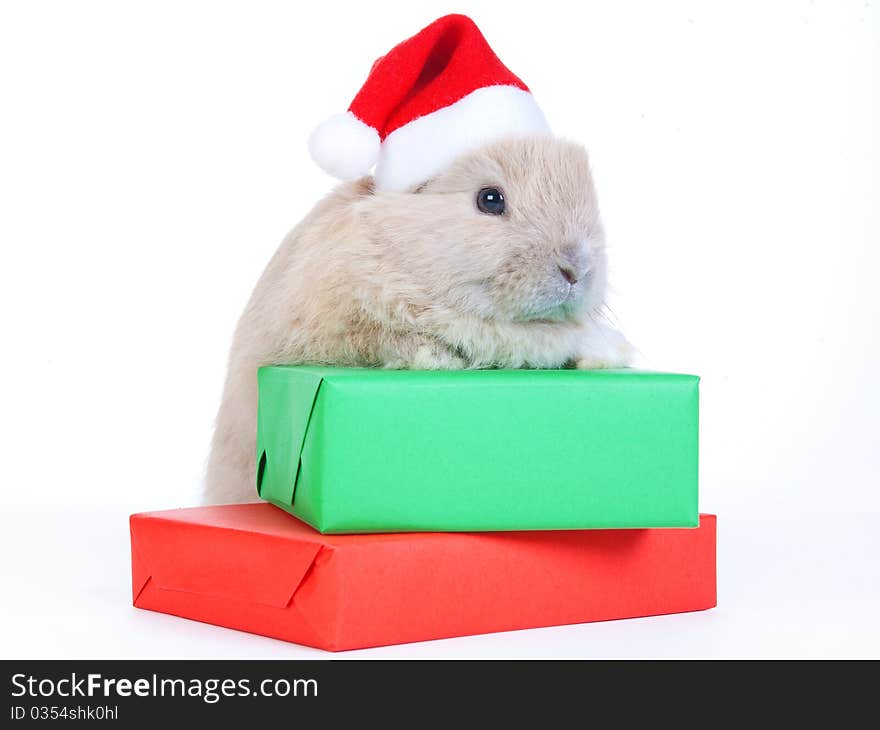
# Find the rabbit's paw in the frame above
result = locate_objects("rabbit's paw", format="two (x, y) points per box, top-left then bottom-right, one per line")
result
(411, 343), (467, 370)
(382, 337), (467, 370)
(575, 324), (635, 369)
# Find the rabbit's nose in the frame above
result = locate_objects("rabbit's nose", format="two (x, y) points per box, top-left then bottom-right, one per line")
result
(557, 244), (590, 284)
(558, 264), (580, 285)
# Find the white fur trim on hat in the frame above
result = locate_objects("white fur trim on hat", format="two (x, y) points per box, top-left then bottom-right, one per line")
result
(308, 111), (381, 180)
(374, 85), (551, 192)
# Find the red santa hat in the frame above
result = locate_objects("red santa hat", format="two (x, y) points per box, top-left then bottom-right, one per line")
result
(308, 14), (551, 191)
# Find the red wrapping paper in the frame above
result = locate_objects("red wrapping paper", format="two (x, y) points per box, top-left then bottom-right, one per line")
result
(131, 504), (716, 651)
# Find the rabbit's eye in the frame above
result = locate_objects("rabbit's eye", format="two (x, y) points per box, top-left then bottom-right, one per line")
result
(476, 187), (505, 215)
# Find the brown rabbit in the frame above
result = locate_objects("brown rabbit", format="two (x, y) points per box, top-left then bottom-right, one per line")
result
(204, 135), (633, 504)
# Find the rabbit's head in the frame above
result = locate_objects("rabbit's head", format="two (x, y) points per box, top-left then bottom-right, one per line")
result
(357, 136), (606, 324)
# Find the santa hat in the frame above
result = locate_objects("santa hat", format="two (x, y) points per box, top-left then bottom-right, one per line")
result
(308, 14), (551, 191)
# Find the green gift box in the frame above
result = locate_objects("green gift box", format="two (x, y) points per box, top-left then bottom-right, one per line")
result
(256, 367), (699, 533)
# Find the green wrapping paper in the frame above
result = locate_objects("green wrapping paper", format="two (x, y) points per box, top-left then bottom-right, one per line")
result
(256, 367), (699, 533)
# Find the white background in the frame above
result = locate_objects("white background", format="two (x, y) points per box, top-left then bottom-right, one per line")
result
(1, 0), (878, 659)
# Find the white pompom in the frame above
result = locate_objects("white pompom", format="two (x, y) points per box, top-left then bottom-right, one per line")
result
(308, 111), (381, 180)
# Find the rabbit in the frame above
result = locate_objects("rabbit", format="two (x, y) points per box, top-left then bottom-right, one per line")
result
(204, 135), (633, 504)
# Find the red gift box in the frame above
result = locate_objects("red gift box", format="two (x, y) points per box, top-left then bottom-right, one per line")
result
(130, 504), (716, 651)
